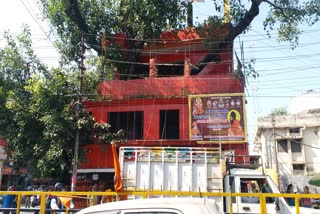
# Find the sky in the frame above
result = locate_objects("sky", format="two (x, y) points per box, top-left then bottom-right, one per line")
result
(0, 0), (59, 68)
(1, 0), (320, 150)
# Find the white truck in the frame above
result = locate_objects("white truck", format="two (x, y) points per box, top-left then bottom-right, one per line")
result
(119, 146), (320, 214)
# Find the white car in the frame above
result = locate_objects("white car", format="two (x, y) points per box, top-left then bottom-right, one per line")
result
(77, 198), (221, 214)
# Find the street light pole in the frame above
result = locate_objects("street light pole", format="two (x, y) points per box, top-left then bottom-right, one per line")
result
(71, 32), (85, 192)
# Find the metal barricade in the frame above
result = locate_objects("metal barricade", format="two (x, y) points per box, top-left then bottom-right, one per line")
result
(0, 190), (319, 214)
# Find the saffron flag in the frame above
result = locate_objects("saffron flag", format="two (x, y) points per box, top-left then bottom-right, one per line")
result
(112, 142), (127, 200)
(60, 196), (74, 209)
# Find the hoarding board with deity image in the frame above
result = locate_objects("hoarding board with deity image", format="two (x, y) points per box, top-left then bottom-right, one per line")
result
(188, 93), (247, 143)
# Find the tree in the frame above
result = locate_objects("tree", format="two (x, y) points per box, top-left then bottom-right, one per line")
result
(39, 0), (320, 79)
(0, 27), (125, 181)
(0, 27), (78, 180)
(40, 0), (187, 78)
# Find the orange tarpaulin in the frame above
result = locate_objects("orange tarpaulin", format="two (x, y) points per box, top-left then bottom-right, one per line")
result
(112, 142), (127, 200)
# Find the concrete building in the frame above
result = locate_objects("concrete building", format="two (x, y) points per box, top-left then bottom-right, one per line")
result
(68, 24), (250, 209)
(253, 91), (320, 192)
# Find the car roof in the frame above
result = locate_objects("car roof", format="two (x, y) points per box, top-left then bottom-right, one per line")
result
(77, 198), (220, 214)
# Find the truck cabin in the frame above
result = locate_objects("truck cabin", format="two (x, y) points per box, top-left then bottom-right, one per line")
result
(223, 174), (281, 214)
(239, 178), (275, 203)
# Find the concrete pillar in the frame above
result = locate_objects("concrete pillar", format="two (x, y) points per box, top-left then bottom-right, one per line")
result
(149, 58), (157, 78)
(184, 57), (191, 77)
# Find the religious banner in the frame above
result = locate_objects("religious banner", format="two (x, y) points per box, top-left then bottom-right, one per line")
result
(189, 93), (247, 143)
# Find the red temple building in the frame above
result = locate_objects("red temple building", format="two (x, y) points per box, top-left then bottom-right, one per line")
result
(78, 27), (249, 189)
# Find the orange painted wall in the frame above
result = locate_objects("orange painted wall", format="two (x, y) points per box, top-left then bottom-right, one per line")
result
(79, 144), (114, 169)
(86, 98), (189, 141)
(98, 74), (243, 100)
(79, 51), (248, 169)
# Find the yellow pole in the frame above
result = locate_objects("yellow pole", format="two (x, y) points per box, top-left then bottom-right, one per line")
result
(229, 191), (233, 214)
(295, 196), (300, 214)
(40, 193), (46, 214)
(223, 0), (231, 23)
(260, 194), (266, 214)
(16, 192), (21, 214)
(90, 193), (94, 206)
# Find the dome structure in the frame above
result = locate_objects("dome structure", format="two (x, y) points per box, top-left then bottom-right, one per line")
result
(289, 90), (320, 114)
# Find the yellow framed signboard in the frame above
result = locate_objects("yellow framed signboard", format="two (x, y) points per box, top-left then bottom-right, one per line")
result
(188, 93), (247, 143)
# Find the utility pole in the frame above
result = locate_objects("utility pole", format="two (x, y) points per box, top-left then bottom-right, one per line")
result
(71, 32), (85, 192)
(187, 1), (193, 27)
(272, 116), (280, 187)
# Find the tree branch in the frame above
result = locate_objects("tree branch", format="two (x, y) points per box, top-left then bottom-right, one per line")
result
(262, 0), (290, 21)
(65, 0), (89, 32)
(191, 0), (262, 75)
(65, 0), (101, 53)
(262, 0), (283, 11)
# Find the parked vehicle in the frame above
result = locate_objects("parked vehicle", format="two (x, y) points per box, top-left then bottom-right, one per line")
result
(119, 146), (320, 214)
(77, 197), (221, 214)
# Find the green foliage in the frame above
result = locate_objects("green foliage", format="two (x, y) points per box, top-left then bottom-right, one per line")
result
(0, 27), (125, 180)
(270, 107), (288, 116)
(85, 55), (116, 89)
(38, 0), (320, 80)
(244, 58), (258, 79)
(93, 123), (126, 144)
(263, 0), (320, 47)
(196, 16), (226, 50)
(39, 0), (187, 65)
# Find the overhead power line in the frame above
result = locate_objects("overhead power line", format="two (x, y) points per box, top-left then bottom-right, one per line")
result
(19, 0), (55, 47)
(275, 133), (320, 150)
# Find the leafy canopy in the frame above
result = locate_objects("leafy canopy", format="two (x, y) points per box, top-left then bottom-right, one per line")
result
(0, 27), (124, 180)
(39, 0), (320, 78)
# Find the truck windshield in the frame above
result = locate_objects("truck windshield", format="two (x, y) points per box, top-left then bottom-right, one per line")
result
(240, 178), (275, 203)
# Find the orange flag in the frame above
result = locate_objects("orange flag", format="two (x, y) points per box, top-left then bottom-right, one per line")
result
(60, 196), (73, 209)
(111, 142), (127, 200)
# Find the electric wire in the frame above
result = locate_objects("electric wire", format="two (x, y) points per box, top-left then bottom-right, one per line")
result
(19, 0), (52, 44)
(275, 133), (320, 150)
(2, 5), (320, 98)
